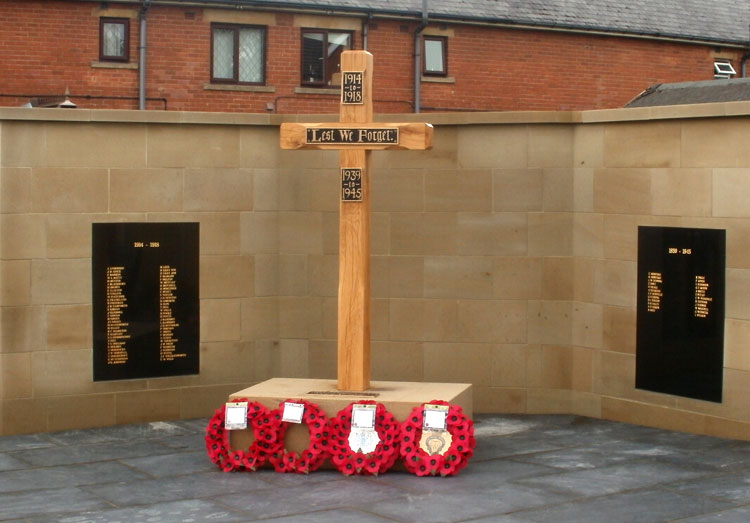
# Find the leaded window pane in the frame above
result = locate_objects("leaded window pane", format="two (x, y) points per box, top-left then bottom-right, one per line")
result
(213, 29), (234, 80)
(103, 22), (126, 58)
(238, 28), (263, 83)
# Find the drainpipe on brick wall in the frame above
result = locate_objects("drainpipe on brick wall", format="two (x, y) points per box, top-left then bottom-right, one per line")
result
(414, 0), (428, 113)
(139, 0), (151, 110)
(362, 13), (372, 50)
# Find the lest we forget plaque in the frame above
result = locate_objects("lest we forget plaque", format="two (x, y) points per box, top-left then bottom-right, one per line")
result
(636, 226), (725, 402)
(92, 222), (199, 381)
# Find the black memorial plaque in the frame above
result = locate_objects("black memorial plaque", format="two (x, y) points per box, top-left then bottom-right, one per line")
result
(92, 222), (199, 381)
(341, 71), (364, 104)
(306, 127), (399, 145)
(636, 226), (725, 402)
(341, 168), (363, 201)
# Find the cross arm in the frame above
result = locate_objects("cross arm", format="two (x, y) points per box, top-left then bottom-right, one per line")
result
(280, 122), (433, 151)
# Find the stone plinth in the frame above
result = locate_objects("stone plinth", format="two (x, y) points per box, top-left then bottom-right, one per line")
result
(228, 378), (472, 453)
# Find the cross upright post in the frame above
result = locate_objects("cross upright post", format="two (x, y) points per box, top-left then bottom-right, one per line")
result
(280, 50), (433, 391)
(338, 51), (373, 392)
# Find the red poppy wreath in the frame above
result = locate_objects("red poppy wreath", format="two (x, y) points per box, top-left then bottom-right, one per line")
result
(205, 399), (280, 472)
(328, 400), (401, 476)
(399, 400), (476, 476)
(267, 399), (330, 474)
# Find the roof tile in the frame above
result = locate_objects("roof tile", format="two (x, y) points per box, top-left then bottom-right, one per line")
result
(184, 0), (750, 44)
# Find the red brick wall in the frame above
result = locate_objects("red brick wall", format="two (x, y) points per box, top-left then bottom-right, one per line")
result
(428, 24), (736, 111)
(1, 1), (141, 109)
(0, 1), (743, 113)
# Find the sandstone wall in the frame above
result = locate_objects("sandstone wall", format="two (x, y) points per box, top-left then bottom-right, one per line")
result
(3, 103), (750, 438)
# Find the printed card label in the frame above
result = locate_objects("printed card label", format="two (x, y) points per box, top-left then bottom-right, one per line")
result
(348, 427), (380, 454)
(224, 401), (248, 430)
(423, 404), (449, 431)
(351, 404), (376, 429)
(419, 430), (453, 456)
(282, 402), (305, 424)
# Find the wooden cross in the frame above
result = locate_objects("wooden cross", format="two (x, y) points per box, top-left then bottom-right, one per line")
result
(280, 50), (433, 391)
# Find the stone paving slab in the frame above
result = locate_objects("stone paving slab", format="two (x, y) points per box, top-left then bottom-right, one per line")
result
(511, 488), (734, 523)
(0, 454), (27, 472)
(32, 500), (243, 523)
(119, 450), (215, 478)
(215, 478), (408, 519)
(365, 484), (572, 522)
(514, 459), (709, 498)
(0, 487), (111, 521)
(1, 414), (750, 522)
(669, 470), (750, 502)
(10, 439), (176, 467)
(0, 434), (56, 453)
(80, 471), (273, 507)
(260, 508), (396, 522)
(680, 505), (750, 523)
(0, 462), (149, 494)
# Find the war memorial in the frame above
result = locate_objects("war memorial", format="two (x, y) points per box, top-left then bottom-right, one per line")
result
(4, 43), (750, 438)
(4, 32), (750, 516)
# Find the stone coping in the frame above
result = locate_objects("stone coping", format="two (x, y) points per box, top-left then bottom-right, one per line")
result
(2, 100), (750, 126)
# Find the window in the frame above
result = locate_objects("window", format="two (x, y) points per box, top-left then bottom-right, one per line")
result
(301, 29), (352, 86)
(211, 24), (265, 85)
(100, 18), (129, 62)
(423, 36), (447, 76)
(714, 61), (736, 79)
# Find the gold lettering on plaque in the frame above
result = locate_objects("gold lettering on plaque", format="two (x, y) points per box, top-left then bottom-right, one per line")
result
(647, 271), (663, 313)
(341, 168), (363, 201)
(341, 71), (363, 104)
(305, 127), (399, 145)
(106, 266), (129, 364)
(159, 265), (185, 361)
(694, 275), (712, 318)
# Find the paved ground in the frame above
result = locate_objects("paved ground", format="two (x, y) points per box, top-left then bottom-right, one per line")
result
(2, 414), (750, 522)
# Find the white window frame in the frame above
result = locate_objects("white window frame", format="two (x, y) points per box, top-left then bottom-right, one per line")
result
(423, 35), (447, 76)
(714, 61), (736, 79)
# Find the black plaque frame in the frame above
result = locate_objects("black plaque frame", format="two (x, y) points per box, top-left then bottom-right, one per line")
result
(305, 127), (399, 145)
(341, 70), (364, 104)
(341, 168), (363, 201)
(92, 222), (199, 381)
(635, 226), (725, 402)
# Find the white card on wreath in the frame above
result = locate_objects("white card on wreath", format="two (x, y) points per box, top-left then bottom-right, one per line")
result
(348, 427), (380, 454)
(282, 402), (305, 423)
(351, 404), (376, 429)
(224, 401), (248, 430)
(423, 404), (449, 431)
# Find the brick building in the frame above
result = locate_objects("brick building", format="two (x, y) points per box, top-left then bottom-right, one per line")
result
(1, 0), (749, 113)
